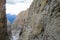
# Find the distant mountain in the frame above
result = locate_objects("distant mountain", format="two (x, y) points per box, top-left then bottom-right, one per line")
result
(6, 14), (16, 23)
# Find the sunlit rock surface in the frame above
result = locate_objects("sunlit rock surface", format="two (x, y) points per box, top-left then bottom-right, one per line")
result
(0, 0), (8, 40)
(12, 0), (60, 40)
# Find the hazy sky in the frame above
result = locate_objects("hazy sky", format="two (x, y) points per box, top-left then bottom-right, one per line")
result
(6, 0), (33, 15)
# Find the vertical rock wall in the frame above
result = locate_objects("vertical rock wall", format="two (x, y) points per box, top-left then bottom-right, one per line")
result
(27, 0), (60, 40)
(0, 0), (7, 40)
(18, 0), (60, 40)
(12, 0), (60, 40)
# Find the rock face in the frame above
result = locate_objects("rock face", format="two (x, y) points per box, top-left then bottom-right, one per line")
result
(13, 9), (28, 27)
(0, 0), (8, 40)
(13, 0), (60, 40)
(11, 9), (28, 40)
(25, 0), (60, 40)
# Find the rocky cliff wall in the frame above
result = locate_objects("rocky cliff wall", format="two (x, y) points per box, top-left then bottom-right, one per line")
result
(12, 9), (28, 30)
(13, 0), (60, 40)
(0, 0), (8, 40)
(19, 0), (60, 40)
(11, 9), (28, 40)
